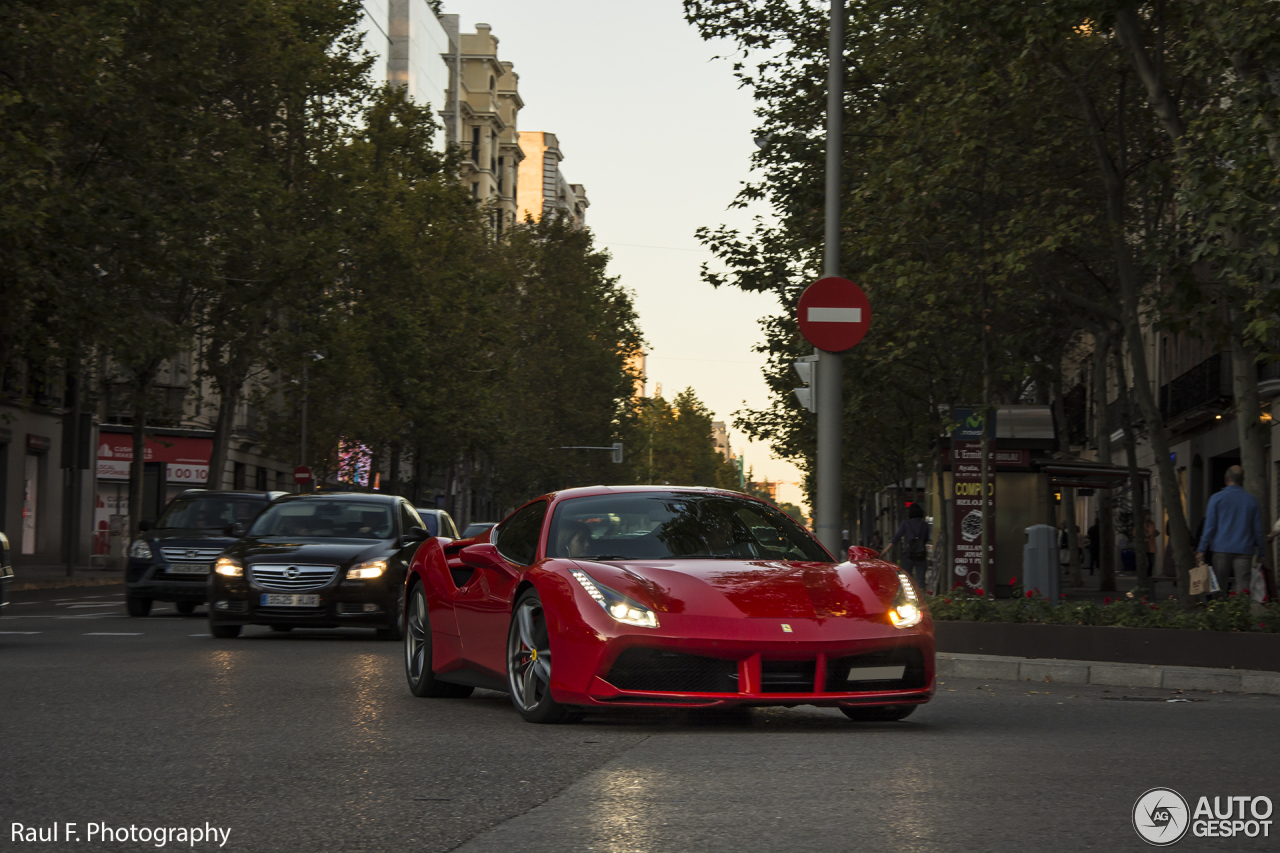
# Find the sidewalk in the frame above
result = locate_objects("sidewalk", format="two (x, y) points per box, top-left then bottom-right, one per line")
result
(938, 652), (1280, 696)
(9, 564), (123, 591)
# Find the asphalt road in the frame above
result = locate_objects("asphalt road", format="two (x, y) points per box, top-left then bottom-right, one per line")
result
(2, 584), (1277, 853)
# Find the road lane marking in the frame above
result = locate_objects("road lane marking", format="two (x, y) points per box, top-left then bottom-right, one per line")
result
(84, 632), (143, 636)
(0, 631), (42, 635)
(66, 603), (121, 608)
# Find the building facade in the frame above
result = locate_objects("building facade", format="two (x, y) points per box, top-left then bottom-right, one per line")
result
(517, 131), (589, 227)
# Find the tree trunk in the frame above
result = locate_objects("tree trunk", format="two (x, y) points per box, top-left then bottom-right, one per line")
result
(207, 372), (240, 491)
(127, 361), (161, 535)
(1230, 310), (1268, 520)
(388, 441), (402, 497)
(1093, 329), (1118, 592)
(931, 438), (948, 594)
(1112, 336), (1149, 591)
(1051, 365), (1082, 588)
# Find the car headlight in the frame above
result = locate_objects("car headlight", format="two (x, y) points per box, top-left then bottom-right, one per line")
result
(128, 539), (152, 559)
(347, 560), (386, 580)
(570, 569), (659, 628)
(888, 570), (923, 628)
(214, 557), (243, 577)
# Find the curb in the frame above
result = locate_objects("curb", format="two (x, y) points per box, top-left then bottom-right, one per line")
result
(937, 652), (1280, 696)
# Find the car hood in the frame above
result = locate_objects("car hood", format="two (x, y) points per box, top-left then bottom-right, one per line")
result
(231, 538), (389, 567)
(568, 558), (902, 620)
(149, 529), (240, 549)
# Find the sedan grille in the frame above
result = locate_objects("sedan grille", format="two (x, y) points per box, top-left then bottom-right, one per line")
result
(160, 547), (224, 562)
(606, 648), (739, 693)
(250, 564), (337, 591)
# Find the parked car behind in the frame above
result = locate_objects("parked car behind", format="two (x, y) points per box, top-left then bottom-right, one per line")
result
(459, 522), (496, 539)
(413, 508), (460, 539)
(125, 490), (284, 617)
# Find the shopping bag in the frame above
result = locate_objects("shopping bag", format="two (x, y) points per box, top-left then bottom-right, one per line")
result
(1209, 567), (1221, 594)
(1189, 562), (1211, 596)
(1252, 564), (1271, 604)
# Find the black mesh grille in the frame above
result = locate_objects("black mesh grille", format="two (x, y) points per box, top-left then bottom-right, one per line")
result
(825, 647), (927, 692)
(607, 648), (739, 693)
(450, 567), (475, 588)
(761, 659), (816, 693)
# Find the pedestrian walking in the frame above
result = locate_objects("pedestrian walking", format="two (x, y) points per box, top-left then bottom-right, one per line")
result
(1196, 465), (1263, 598)
(890, 503), (931, 590)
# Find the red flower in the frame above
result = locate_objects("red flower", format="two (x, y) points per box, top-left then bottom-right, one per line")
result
(1104, 597), (1112, 604)
(1026, 590), (1034, 598)
(1150, 604), (1158, 610)
(944, 598), (951, 604)
(1060, 593), (1067, 599)
(1009, 577), (1017, 586)
(1229, 591), (1237, 597)
(975, 588), (985, 596)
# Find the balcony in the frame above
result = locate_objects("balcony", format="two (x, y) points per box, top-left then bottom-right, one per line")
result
(1159, 352), (1231, 424)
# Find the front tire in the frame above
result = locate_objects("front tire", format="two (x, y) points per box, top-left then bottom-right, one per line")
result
(209, 623), (241, 639)
(404, 584), (473, 698)
(376, 584), (406, 641)
(506, 588), (577, 724)
(126, 596), (152, 617)
(840, 704), (917, 722)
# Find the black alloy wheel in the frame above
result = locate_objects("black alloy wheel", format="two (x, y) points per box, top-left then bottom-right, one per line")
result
(209, 623), (241, 639)
(840, 704), (916, 722)
(376, 583), (406, 641)
(404, 584), (473, 698)
(506, 588), (579, 724)
(126, 596), (152, 617)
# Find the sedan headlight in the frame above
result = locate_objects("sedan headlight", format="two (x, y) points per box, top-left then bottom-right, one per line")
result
(214, 557), (243, 577)
(347, 560), (386, 580)
(128, 539), (152, 559)
(888, 570), (924, 628)
(570, 569), (659, 628)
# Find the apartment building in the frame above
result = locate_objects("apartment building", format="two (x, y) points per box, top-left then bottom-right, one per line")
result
(517, 131), (589, 227)
(440, 20), (524, 236)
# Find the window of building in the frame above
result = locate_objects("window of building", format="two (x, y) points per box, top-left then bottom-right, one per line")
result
(233, 461), (246, 490)
(255, 466), (267, 490)
(471, 126), (481, 163)
(497, 156), (504, 192)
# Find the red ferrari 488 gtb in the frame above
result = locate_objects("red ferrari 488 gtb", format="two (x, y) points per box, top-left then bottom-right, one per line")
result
(402, 486), (934, 723)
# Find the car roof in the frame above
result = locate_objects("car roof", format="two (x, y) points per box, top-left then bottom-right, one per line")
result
(177, 489), (276, 498)
(546, 484), (756, 503)
(273, 492), (399, 504)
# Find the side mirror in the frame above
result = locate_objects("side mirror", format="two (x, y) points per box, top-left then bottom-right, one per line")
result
(138, 519), (154, 532)
(224, 522), (246, 537)
(404, 526), (430, 545)
(847, 545), (881, 562)
(460, 543), (517, 578)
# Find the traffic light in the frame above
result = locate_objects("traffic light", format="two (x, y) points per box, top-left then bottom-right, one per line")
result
(792, 355), (819, 413)
(612, 442), (624, 463)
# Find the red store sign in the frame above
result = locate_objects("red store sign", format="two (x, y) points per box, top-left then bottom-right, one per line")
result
(97, 434), (212, 482)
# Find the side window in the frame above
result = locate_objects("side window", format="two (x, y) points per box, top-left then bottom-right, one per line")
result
(442, 512), (460, 539)
(400, 503), (422, 538)
(493, 501), (548, 566)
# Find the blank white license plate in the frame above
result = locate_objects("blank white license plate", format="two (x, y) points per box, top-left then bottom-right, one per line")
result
(847, 665), (906, 681)
(261, 594), (319, 607)
(168, 563), (210, 575)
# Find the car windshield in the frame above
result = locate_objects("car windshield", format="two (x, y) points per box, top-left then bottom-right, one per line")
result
(248, 500), (394, 539)
(547, 492), (830, 562)
(155, 495), (264, 530)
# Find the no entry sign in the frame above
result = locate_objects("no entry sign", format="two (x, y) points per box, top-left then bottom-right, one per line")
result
(293, 465), (313, 485)
(797, 276), (872, 352)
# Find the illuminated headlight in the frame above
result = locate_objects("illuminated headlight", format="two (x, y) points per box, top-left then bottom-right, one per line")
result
(214, 557), (243, 577)
(347, 560), (386, 579)
(570, 569), (659, 628)
(888, 570), (924, 628)
(128, 539), (152, 559)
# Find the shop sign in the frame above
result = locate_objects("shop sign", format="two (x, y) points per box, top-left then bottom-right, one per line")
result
(952, 439), (996, 590)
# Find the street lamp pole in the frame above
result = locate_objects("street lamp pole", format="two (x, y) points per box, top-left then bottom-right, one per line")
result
(815, 0), (845, 555)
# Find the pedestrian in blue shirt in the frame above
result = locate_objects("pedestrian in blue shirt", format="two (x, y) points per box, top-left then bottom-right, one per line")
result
(1195, 465), (1263, 597)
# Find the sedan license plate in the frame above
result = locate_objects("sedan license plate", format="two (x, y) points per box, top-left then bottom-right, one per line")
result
(261, 593), (319, 607)
(168, 562), (210, 575)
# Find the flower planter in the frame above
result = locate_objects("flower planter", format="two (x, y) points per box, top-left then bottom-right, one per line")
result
(935, 620), (1280, 673)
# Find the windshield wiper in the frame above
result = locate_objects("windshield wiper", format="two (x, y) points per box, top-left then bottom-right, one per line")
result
(582, 554), (630, 561)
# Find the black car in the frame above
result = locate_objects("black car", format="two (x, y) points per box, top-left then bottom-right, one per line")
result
(125, 490), (283, 617)
(207, 493), (429, 639)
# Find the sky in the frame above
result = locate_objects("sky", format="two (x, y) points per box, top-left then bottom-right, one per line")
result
(444, 0), (808, 512)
